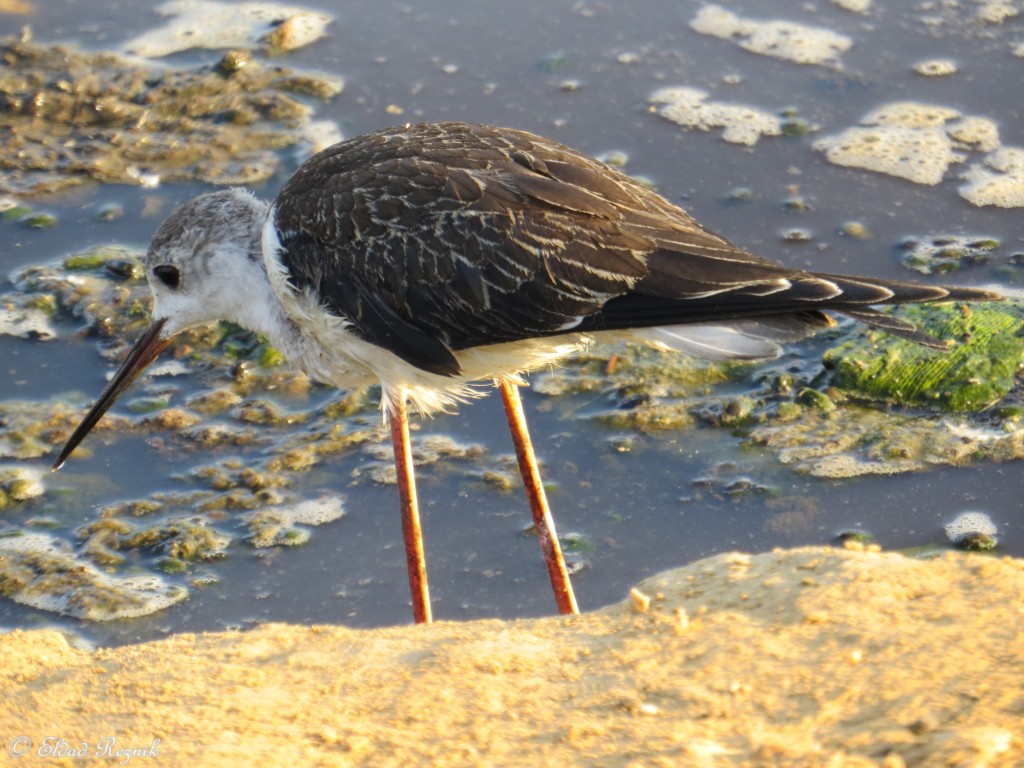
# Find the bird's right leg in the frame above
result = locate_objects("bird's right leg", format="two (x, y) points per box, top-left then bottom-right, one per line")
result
(389, 393), (433, 623)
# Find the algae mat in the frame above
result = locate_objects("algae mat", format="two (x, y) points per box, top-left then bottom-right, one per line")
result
(2, 547), (1022, 766)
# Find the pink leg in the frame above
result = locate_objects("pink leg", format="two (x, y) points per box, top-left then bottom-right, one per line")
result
(389, 396), (432, 624)
(499, 379), (580, 615)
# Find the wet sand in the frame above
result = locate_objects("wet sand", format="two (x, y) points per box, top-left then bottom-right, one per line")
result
(2, 545), (1021, 766)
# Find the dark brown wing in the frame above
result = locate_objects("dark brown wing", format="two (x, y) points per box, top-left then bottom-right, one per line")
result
(273, 122), (997, 375)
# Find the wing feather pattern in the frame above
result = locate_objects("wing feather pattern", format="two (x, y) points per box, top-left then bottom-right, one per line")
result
(272, 122), (999, 375)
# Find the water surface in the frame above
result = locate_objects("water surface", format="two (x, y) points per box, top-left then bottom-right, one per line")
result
(0, 0), (1019, 646)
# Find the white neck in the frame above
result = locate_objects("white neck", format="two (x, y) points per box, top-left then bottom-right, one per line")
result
(220, 245), (303, 355)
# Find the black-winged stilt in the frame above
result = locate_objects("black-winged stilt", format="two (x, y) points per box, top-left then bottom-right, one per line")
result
(53, 122), (1000, 623)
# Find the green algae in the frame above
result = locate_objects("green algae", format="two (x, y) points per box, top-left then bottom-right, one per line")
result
(64, 249), (125, 271)
(78, 517), (229, 564)
(0, 400), (111, 460)
(779, 113), (812, 138)
(2, 238), (1020, 619)
(0, 466), (44, 501)
(955, 532), (998, 551)
(898, 235), (1001, 274)
(838, 221), (872, 240)
(0, 245), (387, 618)
(480, 470), (517, 492)
(835, 529), (876, 547)
(0, 532), (187, 620)
(357, 433), (510, 487)
(596, 402), (695, 431)
(126, 395), (172, 414)
(258, 342), (287, 368)
(98, 500), (164, 518)
(538, 342), (770, 435)
(797, 387), (838, 412)
(243, 495), (345, 548)
(558, 531), (595, 553)
(1, 205), (31, 221)
(20, 211), (58, 228)
(247, 510), (313, 548)
(823, 303), (1024, 411)
(529, 304), (1023, 480)
(0, 37), (342, 196)
(944, 510), (999, 551)
(184, 389), (244, 416)
(748, 405), (1024, 477)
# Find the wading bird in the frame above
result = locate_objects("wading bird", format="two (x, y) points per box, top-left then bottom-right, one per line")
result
(53, 122), (1000, 622)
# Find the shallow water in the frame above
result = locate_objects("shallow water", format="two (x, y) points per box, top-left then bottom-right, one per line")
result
(0, 0), (1020, 645)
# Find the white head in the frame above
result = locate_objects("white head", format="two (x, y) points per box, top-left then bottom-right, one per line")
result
(144, 188), (272, 336)
(53, 188), (273, 469)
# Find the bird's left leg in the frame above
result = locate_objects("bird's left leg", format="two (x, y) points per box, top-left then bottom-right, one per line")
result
(499, 379), (580, 615)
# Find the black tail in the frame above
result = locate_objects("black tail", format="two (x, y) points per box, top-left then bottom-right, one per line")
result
(816, 274), (1002, 349)
(580, 271), (1002, 351)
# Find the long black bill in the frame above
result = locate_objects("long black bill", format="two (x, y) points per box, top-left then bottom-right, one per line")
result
(52, 319), (172, 470)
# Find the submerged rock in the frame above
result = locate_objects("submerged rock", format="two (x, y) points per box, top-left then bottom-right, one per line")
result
(945, 511), (998, 550)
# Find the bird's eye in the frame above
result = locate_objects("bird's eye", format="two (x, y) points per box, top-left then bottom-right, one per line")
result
(153, 265), (180, 289)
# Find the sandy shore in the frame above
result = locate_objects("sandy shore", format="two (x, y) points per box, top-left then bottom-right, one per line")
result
(2, 546), (1021, 766)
